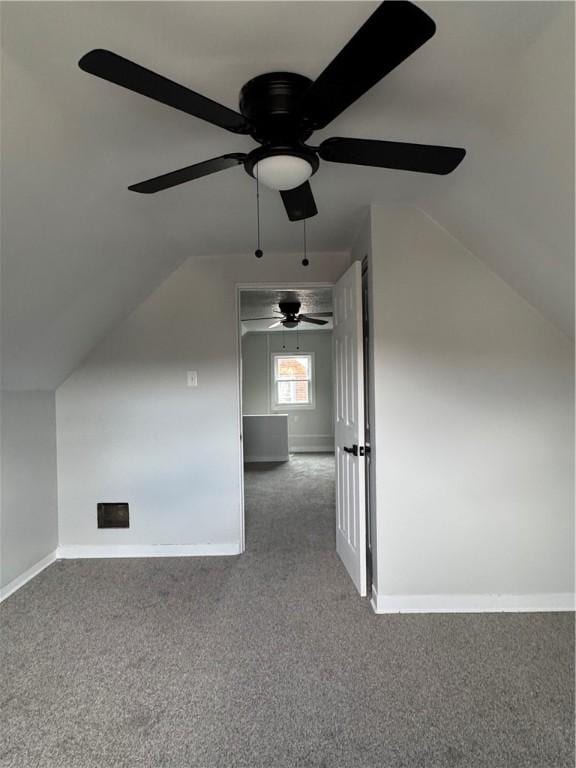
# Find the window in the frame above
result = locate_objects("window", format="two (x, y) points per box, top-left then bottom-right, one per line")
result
(272, 353), (314, 408)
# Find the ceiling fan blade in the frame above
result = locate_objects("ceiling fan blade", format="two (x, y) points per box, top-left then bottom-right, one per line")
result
(79, 49), (249, 134)
(299, 316), (328, 326)
(319, 137), (465, 175)
(300, 2), (436, 130)
(304, 312), (333, 317)
(242, 317), (280, 322)
(280, 182), (318, 222)
(268, 321), (283, 329)
(128, 154), (246, 193)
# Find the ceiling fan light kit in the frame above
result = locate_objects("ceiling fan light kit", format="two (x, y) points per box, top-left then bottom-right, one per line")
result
(79, 0), (466, 222)
(252, 155), (314, 192)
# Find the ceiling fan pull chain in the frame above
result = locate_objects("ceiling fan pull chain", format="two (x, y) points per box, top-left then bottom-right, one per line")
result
(302, 219), (309, 267)
(255, 166), (263, 259)
(296, 329), (300, 350)
(282, 329), (286, 350)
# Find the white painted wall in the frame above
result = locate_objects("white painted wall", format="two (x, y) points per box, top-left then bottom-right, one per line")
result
(1, 391), (58, 589)
(56, 251), (350, 553)
(367, 206), (574, 610)
(241, 330), (334, 453)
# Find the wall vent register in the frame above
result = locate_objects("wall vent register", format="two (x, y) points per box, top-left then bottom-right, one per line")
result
(97, 502), (129, 528)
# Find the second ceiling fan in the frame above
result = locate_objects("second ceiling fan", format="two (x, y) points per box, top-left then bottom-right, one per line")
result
(244, 301), (332, 329)
(79, 1), (466, 222)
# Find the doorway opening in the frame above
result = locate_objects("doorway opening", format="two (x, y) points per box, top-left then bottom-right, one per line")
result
(236, 263), (370, 598)
(238, 285), (336, 557)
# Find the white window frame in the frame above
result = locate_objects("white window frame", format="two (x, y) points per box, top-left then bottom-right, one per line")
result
(271, 352), (316, 410)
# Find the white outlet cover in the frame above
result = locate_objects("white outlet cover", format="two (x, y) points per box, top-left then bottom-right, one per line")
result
(187, 371), (198, 387)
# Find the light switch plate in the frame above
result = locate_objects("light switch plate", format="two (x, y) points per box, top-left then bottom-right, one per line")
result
(187, 370), (198, 387)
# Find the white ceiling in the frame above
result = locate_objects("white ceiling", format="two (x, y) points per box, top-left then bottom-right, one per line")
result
(1, 1), (573, 389)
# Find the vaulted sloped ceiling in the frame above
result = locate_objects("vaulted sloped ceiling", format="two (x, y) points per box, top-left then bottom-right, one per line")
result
(1, 2), (573, 390)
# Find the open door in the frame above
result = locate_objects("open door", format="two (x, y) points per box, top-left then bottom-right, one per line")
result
(333, 261), (367, 595)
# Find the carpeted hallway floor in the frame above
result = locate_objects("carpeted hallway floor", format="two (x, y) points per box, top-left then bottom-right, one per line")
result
(0, 454), (574, 767)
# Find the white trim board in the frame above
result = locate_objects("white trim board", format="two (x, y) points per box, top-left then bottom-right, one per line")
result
(289, 433), (334, 453)
(244, 455), (289, 463)
(0, 550), (58, 603)
(371, 587), (575, 614)
(57, 543), (241, 559)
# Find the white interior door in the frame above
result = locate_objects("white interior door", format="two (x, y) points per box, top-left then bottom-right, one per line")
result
(333, 261), (367, 595)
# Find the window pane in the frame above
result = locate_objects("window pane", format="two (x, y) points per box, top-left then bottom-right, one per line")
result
(294, 381), (309, 403)
(277, 380), (310, 405)
(275, 356), (310, 381)
(277, 381), (293, 404)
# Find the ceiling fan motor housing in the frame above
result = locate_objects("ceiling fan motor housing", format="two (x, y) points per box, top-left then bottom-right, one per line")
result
(239, 72), (320, 182)
(278, 301), (302, 326)
(279, 301), (301, 316)
(239, 72), (313, 144)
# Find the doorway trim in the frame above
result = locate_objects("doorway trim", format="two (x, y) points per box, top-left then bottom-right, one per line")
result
(235, 281), (335, 553)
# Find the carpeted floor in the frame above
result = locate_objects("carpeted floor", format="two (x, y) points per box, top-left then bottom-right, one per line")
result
(0, 454), (573, 767)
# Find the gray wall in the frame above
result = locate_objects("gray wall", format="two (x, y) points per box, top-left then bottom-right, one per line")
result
(242, 331), (334, 452)
(242, 415), (289, 462)
(1, 390), (59, 589)
(56, 251), (349, 553)
(366, 206), (574, 607)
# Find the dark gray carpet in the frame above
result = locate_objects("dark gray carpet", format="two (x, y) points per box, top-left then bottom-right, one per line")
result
(0, 454), (573, 767)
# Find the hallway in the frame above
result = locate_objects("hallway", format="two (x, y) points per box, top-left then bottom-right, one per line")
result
(244, 454), (336, 556)
(0, 455), (573, 767)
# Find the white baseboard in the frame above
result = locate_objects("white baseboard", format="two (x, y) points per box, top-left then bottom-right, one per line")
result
(244, 455), (289, 463)
(1, 544), (241, 601)
(370, 586), (575, 614)
(57, 543), (241, 559)
(0, 549), (58, 603)
(289, 434), (334, 453)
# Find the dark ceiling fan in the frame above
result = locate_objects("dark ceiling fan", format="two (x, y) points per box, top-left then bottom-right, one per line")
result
(244, 301), (332, 329)
(79, 1), (466, 222)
